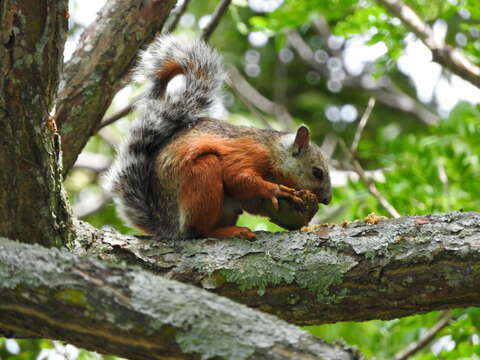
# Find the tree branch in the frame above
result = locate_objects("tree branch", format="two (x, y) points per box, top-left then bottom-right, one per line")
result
(287, 28), (439, 125)
(0, 237), (360, 360)
(394, 310), (454, 360)
(73, 211), (480, 325)
(163, 0), (192, 34)
(73, 152), (112, 172)
(200, 0), (232, 41)
(55, 0), (177, 175)
(227, 65), (296, 130)
(351, 97), (376, 153)
(377, 0), (480, 89)
(96, 102), (135, 133)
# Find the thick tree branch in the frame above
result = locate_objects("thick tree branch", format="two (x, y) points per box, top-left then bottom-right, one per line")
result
(0, 237), (359, 360)
(55, 0), (177, 175)
(378, 0), (480, 89)
(74, 211), (480, 325)
(0, 0), (73, 246)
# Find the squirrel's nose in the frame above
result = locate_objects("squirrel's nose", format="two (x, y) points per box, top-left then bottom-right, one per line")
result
(320, 193), (331, 205)
(314, 189), (332, 205)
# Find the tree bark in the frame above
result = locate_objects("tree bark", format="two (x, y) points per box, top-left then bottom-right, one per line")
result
(54, 0), (177, 175)
(0, 0), (73, 246)
(73, 211), (480, 325)
(0, 237), (360, 360)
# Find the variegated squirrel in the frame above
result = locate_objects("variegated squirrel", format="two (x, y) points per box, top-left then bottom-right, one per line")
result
(105, 35), (332, 240)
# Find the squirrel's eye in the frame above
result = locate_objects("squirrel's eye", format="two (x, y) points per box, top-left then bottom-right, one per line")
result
(312, 167), (324, 180)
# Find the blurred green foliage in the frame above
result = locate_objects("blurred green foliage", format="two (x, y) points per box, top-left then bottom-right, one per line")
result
(333, 102), (480, 219)
(4, 0), (480, 359)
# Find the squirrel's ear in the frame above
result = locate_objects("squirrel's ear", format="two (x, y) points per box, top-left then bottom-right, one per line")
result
(292, 125), (310, 156)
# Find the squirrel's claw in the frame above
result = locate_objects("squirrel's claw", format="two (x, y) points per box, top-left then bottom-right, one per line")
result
(268, 185), (304, 210)
(277, 185), (304, 205)
(270, 196), (279, 210)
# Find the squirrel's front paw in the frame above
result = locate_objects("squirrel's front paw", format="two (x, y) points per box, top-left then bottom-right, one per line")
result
(268, 184), (303, 210)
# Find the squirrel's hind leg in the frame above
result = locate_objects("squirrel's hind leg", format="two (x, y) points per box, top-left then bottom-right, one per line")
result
(179, 154), (255, 240)
(180, 154), (224, 237)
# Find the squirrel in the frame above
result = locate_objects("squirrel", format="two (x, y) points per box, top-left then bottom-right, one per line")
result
(105, 35), (332, 240)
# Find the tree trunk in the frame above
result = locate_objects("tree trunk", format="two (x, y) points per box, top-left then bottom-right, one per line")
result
(0, 0), (72, 247)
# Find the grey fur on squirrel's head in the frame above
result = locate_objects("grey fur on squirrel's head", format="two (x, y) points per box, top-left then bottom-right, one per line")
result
(277, 127), (332, 205)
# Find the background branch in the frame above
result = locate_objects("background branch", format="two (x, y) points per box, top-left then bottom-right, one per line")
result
(378, 0), (480, 89)
(394, 311), (454, 360)
(163, 0), (192, 34)
(340, 138), (401, 218)
(96, 102), (136, 133)
(201, 0), (233, 41)
(351, 97), (376, 153)
(227, 65), (296, 130)
(287, 28), (439, 125)
(339, 98), (401, 218)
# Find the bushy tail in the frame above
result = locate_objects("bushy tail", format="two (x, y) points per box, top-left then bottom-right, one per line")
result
(136, 34), (225, 123)
(104, 35), (224, 237)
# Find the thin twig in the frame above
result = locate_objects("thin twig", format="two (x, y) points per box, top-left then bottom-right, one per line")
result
(320, 132), (338, 159)
(394, 310), (454, 360)
(341, 96), (401, 218)
(163, 0), (192, 33)
(341, 138), (401, 219)
(201, 0), (233, 41)
(351, 97), (376, 153)
(378, 0), (480, 89)
(96, 102), (135, 132)
(74, 152), (112, 172)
